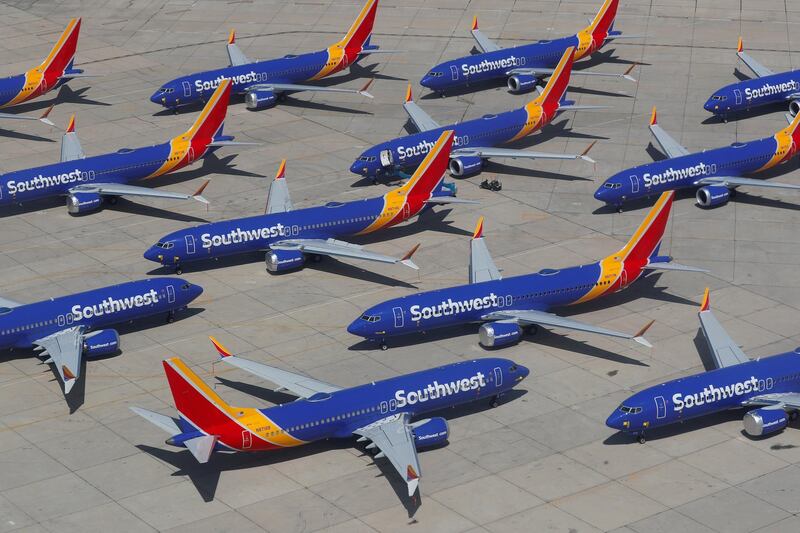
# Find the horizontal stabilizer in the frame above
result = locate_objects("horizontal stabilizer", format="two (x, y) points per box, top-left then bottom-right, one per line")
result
(206, 140), (261, 147)
(424, 197), (480, 205)
(643, 262), (709, 273)
(184, 435), (218, 463)
(130, 406), (181, 435)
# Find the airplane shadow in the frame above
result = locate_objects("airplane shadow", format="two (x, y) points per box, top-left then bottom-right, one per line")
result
(280, 96), (373, 116)
(0, 128), (55, 143)
(700, 104), (791, 125)
(347, 62), (405, 83)
(108, 198), (211, 223)
(567, 85), (633, 99)
(575, 48), (650, 69)
(485, 160), (592, 182)
(529, 119), (608, 143)
(352, 208), (474, 242)
(6, 86), (110, 118)
(419, 78), (509, 100)
(159, 152), (266, 185)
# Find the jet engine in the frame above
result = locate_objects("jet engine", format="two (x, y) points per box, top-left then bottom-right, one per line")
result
(66, 192), (103, 214)
(743, 407), (788, 436)
(265, 249), (305, 272)
(448, 156), (483, 178)
(790, 99), (800, 117)
(83, 329), (121, 358)
(479, 321), (522, 348)
(507, 74), (538, 94)
(245, 89), (278, 110)
(696, 185), (730, 208)
(411, 417), (449, 449)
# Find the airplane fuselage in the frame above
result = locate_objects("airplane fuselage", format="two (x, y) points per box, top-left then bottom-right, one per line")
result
(705, 70), (800, 117)
(174, 358), (527, 453)
(0, 278), (202, 349)
(595, 135), (796, 206)
(607, 352), (800, 434)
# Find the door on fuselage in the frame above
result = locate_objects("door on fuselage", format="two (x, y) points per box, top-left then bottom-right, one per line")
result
(494, 367), (503, 387)
(450, 65), (459, 81)
(167, 284), (176, 304)
(392, 306), (404, 328)
(734, 88), (742, 105)
(629, 175), (639, 194)
(185, 235), (196, 255)
(182, 81), (191, 98)
(655, 395), (666, 419)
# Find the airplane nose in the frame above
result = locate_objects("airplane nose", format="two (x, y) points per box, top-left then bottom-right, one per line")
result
(150, 92), (163, 105)
(594, 187), (606, 201)
(143, 246), (162, 263)
(349, 161), (361, 174)
(347, 319), (363, 336)
(191, 284), (204, 299)
(605, 412), (625, 430)
(516, 364), (530, 381)
(420, 76), (432, 88)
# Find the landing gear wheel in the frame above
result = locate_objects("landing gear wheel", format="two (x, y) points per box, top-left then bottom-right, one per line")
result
(379, 342), (388, 351)
(167, 311), (175, 324)
(174, 266), (183, 275)
(617, 206), (624, 213)
(637, 434), (646, 444)
(490, 395), (500, 408)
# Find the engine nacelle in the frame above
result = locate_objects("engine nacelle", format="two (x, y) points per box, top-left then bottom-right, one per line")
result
(411, 417), (449, 449)
(265, 249), (305, 272)
(448, 156), (483, 178)
(82, 329), (120, 358)
(507, 74), (538, 94)
(479, 321), (522, 348)
(696, 185), (730, 208)
(743, 407), (788, 437)
(790, 99), (800, 117)
(245, 89), (278, 110)
(66, 192), (102, 214)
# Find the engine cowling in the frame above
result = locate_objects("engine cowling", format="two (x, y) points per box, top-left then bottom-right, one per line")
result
(696, 185), (730, 208)
(743, 407), (788, 437)
(66, 192), (102, 214)
(82, 329), (120, 358)
(411, 417), (449, 449)
(265, 249), (305, 272)
(245, 89), (278, 110)
(479, 321), (522, 348)
(790, 99), (800, 117)
(448, 156), (483, 178)
(507, 74), (538, 94)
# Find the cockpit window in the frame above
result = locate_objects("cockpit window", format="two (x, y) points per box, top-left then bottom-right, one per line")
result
(509, 365), (517, 373)
(181, 283), (191, 290)
(157, 88), (175, 94)
(427, 71), (444, 77)
(619, 405), (642, 414)
(360, 314), (381, 323)
(604, 182), (622, 189)
(711, 95), (726, 101)
(155, 241), (174, 249)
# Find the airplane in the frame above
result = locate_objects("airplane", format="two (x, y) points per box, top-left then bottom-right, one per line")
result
(0, 79), (252, 214)
(419, 0), (636, 96)
(594, 107), (800, 210)
(150, 0), (386, 111)
(144, 129), (475, 275)
(348, 191), (706, 350)
(131, 337), (529, 498)
(350, 47), (598, 183)
(704, 38), (800, 121)
(0, 278), (202, 396)
(0, 18), (89, 126)
(607, 288), (800, 443)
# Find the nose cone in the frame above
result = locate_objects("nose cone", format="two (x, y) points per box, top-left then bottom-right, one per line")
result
(420, 75), (433, 89)
(150, 91), (165, 105)
(605, 411), (625, 430)
(347, 318), (365, 336)
(594, 185), (607, 201)
(144, 246), (166, 264)
(703, 98), (715, 112)
(189, 283), (204, 301)
(516, 364), (530, 381)
(349, 160), (362, 175)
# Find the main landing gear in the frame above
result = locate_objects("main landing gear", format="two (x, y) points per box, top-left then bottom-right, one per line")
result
(636, 433), (646, 444)
(490, 394), (501, 408)
(379, 341), (388, 351)
(167, 310), (176, 324)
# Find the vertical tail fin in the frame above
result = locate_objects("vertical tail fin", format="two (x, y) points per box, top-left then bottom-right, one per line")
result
(397, 130), (454, 198)
(39, 18), (81, 78)
(534, 47), (575, 109)
(583, 0), (619, 43)
(614, 191), (675, 263)
(338, 0), (378, 51)
(181, 79), (232, 144)
(162, 357), (234, 434)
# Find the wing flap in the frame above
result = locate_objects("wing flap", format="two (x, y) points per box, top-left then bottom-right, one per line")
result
(272, 238), (419, 270)
(354, 413), (421, 497)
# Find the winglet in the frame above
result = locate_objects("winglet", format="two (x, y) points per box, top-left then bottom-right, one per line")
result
(632, 319), (655, 348)
(193, 180), (210, 204)
(209, 336), (234, 358)
(406, 464), (420, 497)
(404, 83), (413, 103)
(737, 36), (743, 54)
(62, 365), (76, 380)
(39, 104), (55, 126)
(228, 29), (236, 45)
(471, 15), (478, 31)
(62, 365), (77, 393)
(700, 288), (710, 312)
(473, 216), (485, 239)
(400, 243), (421, 270)
(359, 78), (374, 98)
(66, 114), (75, 133)
(623, 63), (637, 82)
(275, 159), (287, 180)
(649, 106), (657, 126)
(581, 141), (597, 163)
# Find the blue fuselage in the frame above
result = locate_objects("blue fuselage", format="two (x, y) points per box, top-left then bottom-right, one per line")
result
(607, 352), (800, 434)
(0, 278), (202, 349)
(594, 136), (783, 206)
(705, 71), (800, 117)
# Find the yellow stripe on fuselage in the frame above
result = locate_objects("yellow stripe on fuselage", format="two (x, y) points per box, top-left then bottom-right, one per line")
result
(756, 129), (795, 172)
(508, 103), (544, 143)
(574, 30), (595, 60)
(310, 45), (346, 80)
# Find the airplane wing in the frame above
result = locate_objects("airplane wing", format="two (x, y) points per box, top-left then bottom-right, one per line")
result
(33, 327), (83, 394)
(61, 115), (84, 162)
(507, 65), (636, 82)
(69, 182), (210, 204)
(697, 288), (750, 369)
(745, 393), (800, 410)
(737, 38), (774, 78)
(270, 239), (420, 270)
(226, 31), (251, 66)
(482, 309), (653, 347)
(210, 339), (342, 398)
(402, 84), (440, 132)
(0, 105), (54, 126)
(695, 175), (800, 191)
(470, 17), (501, 53)
(453, 143), (596, 163)
(248, 79), (373, 98)
(0, 296), (23, 309)
(648, 108), (690, 158)
(469, 217), (501, 283)
(266, 160), (293, 214)
(354, 413), (422, 497)
(129, 406), (181, 434)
